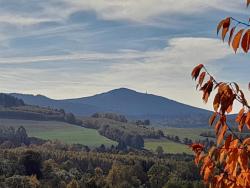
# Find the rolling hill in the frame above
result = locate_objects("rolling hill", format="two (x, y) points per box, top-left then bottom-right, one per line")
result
(0, 93), (82, 125)
(11, 88), (212, 127)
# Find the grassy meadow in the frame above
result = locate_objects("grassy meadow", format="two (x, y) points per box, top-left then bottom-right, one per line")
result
(163, 127), (212, 140)
(144, 127), (213, 155)
(144, 139), (193, 154)
(0, 119), (116, 147)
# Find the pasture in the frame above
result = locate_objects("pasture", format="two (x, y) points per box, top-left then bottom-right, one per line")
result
(0, 118), (116, 147)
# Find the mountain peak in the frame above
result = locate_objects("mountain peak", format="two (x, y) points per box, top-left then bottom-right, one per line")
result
(108, 88), (138, 94)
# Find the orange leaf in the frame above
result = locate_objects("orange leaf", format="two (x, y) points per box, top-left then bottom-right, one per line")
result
(201, 80), (214, 103)
(209, 112), (217, 126)
(219, 150), (226, 164)
(238, 115), (246, 132)
(232, 29), (244, 53)
(225, 134), (233, 149)
(198, 72), (206, 87)
(245, 111), (250, 129)
(236, 108), (245, 123)
(222, 18), (231, 41)
(213, 93), (221, 112)
(230, 139), (239, 149)
(228, 26), (236, 46)
(189, 143), (204, 153)
(243, 137), (250, 145)
(241, 29), (250, 53)
(217, 124), (227, 145)
(195, 152), (205, 165)
(238, 150), (248, 171)
(215, 120), (222, 135)
(204, 166), (213, 182)
(217, 19), (225, 35)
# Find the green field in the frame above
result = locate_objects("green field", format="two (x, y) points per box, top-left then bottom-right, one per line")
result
(0, 119), (116, 147)
(145, 127), (213, 154)
(145, 139), (193, 155)
(163, 127), (212, 140)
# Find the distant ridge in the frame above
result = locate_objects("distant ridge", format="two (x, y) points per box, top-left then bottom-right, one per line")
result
(11, 88), (212, 127)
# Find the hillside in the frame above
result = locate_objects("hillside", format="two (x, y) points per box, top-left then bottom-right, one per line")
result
(11, 88), (212, 127)
(0, 93), (81, 125)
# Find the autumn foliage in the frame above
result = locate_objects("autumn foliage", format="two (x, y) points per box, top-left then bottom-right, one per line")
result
(217, 2), (250, 53)
(190, 0), (250, 187)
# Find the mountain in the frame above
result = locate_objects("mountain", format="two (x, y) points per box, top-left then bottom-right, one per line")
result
(11, 88), (212, 127)
(10, 94), (101, 115)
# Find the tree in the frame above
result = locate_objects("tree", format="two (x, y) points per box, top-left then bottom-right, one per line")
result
(106, 163), (141, 188)
(15, 126), (29, 145)
(66, 179), (80, 188)
(148, 164), (170, 188)
(64, 113), (76, 124)
(144, 119), (151, 125)
(190, 1), (250, 187)
(19, 150), (42, 179)
(155, 146), (164, 156)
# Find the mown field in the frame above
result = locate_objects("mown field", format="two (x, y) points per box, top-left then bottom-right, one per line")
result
(0, 118), (116, 147)
(144, 139), (193, 154)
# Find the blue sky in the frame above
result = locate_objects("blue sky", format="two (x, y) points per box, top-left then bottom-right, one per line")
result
(0, 0), (249, 110)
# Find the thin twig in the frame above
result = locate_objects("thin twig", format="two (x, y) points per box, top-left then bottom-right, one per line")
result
(230, 17), (250, 27)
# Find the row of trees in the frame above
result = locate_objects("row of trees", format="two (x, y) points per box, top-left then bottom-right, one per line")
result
(98, 124), (144, 149)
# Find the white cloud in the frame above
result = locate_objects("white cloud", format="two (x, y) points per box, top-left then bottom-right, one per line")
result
(66, 0), (245, 22)
(0, 51), (158, 64)
(0, 14), (54, 26)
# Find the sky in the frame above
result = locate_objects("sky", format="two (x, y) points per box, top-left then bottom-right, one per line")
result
(0, 0), (249, 111)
